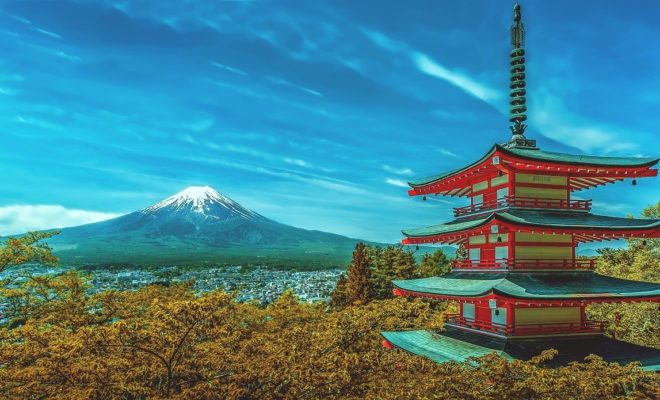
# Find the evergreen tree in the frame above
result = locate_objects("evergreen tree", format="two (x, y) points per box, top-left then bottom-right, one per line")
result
(455, 243), (468, 260)
(371, 245), (417, 299)
(416, 249), (451, 278)
(330, 274), (348, 308)
(345, 243), (373, 304)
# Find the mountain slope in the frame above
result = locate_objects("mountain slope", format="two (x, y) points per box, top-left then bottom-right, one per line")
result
(48, 186), (369, 268)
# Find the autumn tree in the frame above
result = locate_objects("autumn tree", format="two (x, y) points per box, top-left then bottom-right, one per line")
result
(587, 202), (660, 348)
(1, 272), (658, 399)
(0, 231), (59, 275)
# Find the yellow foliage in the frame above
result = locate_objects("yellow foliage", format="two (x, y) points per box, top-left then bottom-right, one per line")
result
(0, 273), (657, 399)
(0, 231), (59, 274)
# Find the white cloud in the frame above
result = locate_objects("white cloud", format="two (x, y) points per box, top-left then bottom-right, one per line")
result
(413, 52), (500, 103)
(361, 29), (405, 52)
(0, 205), (122, 236)
(383, 165), (413, 175)
(31, 27), (61, 39)
(385, 178), (409, 188)
(436, 148), (460, 158)
(210, 61), (248, 76)
(284, 157), (310, 168)
(267, 76), (323, 97)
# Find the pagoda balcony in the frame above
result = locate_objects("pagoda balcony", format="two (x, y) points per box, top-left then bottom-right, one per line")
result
(453, 196), (592, 217)
(444, 314), (606, 337)
(451, 258), (596, 271)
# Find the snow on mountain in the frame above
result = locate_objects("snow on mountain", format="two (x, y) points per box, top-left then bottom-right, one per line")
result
(144, 186), (260, 220)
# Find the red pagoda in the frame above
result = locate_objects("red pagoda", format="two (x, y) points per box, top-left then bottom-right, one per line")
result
(382, 4), (660, 370)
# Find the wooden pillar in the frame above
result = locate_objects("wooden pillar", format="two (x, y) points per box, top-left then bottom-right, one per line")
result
(506, 303), (515, 329)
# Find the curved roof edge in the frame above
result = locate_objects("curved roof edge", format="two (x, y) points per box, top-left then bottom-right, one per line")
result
(408, 143), (659, 189)
(402, 210), (660, 238)
(392, 272), (660, 300)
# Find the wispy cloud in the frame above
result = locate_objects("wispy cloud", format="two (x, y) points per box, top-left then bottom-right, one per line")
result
(383, 165), (413, 175)
(267, 76), (323, 97)
(385, 178), (409, 188)
(210, 61), (248, 76)
(31, 27), (61, 39)
(0, 205), (122, 236)
(362, 28), (499, 104)
(284, 157), (310, 168)
(361, 29), (405, 52)
(531, 90), (639, 154)
(54, 50), (81, 62)
(181, 118), (214, 132)
(0, 87), (19, 96)
(413, 52), (500, 103)
(436, 148), (460, 158)
(14, 115), (63, 131)
(7, 14), (31, 25)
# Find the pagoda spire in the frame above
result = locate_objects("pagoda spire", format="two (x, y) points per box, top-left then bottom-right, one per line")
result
(506, 4), (536, 149)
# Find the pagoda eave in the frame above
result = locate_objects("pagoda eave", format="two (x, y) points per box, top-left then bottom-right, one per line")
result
(392, 287), (660, 306)
(407, 145), (659, 196)
(403, 227), (660, 245)
(380, 329), (660, 370)
(402, 210), (660, 245)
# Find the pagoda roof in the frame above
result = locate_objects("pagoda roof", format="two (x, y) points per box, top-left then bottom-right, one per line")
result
(408, 144), (659, 195)
(402, 209), (660, 243)
(381, 328), (660, 370)
(392, 271), (660, 300)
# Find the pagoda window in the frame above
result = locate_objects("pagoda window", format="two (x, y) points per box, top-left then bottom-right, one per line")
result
(468, 248), (480, 264)
(491, 307), (507, 326)
(462, 303), (475, 320)
(495, 245), (508, 260)
(496, 187), (509, 200)
(472, 194), (484, 206)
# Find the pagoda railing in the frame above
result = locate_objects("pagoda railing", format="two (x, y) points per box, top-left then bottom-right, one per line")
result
(444, 314), (606, 336)
(451, 258), (596, 271)
(453, 196), (592, 217)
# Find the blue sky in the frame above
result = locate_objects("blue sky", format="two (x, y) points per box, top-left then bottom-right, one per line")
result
(1, 0), (659, 243)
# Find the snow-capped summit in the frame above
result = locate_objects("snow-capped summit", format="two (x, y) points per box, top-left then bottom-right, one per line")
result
(144, 186), (260, 220)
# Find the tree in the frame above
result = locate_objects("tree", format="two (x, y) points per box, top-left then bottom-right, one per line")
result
(345, 243), (373, 305)
(587, 203), (660, 348)
(0, 231), (59, 275)
(330, 273), (348, 308)
(455, 243), (468, 260)
(0, 273), (657, 399)
(416, 249), (451, 278)
(371, 245), (416, 299)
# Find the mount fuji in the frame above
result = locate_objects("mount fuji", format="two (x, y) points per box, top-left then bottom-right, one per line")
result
(47, 186), (365, 268)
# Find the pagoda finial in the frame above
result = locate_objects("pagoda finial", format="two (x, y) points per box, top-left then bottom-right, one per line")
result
(506, 4), (536, 148)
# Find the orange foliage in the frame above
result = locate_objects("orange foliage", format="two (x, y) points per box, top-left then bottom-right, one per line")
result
(1, 273), (658, 399)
